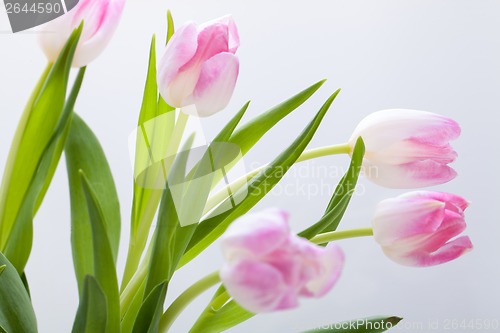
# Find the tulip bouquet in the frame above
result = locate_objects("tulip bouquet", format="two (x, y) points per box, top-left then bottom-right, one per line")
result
(0, 1), (472, 332)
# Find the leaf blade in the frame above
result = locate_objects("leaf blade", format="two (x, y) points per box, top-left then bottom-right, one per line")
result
(0, 252), (37, 333)
(79, 173), (120, 333)
(180, 89), (341, 268)
(72, 276), (108, 333)
(65, 113), (121, 294)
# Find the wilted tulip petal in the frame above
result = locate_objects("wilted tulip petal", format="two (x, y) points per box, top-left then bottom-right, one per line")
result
(372, 191), (473, 267)
(349, 109), (461, 188)
(158, 15), (240, 117)
(220, 209), (344, 313)
(38, 0), (125, 68)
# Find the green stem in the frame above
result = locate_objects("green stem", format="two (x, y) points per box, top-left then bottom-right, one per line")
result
(203, 143), (351, 215)
(159, 271), (221, 332)
(310, 227), (373, 244)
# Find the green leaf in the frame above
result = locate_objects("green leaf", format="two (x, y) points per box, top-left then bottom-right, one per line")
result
(228, 80), (325, 155)
(190, 285), (253, 333)
(72, 276), (108, 333)
(166, 10), (175, 43)
(206, 81), (327, 192)
(0, 25), (83, 252)
(65, 113), (121, 295)
(2, 65), (86, 274)
(120, 280), (147, 333)
(0, 252), (37, 333)
(124, 35), (176, 290)
(180, 90), (341, 268)
(79, 173), (120, 333)
(132, 282), (168, 333)
(299, 137), (365, 239)
(301, 316), (403, 333)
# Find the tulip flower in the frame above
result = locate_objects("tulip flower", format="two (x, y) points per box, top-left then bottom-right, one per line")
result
(158, 16), (240, 117)
(372, 191), (472, 267)
(348, 109), (460, 188)
(38, 0), (125, 68)
(220, 209), (344, 313)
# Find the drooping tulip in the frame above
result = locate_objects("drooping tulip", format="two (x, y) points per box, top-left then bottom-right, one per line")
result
(220, 209), (344, 313)
(157, 16), (240, 117)
(348, 109), (460, 188)
(38, 0), (125, 68)
(372, 191), (472, 267)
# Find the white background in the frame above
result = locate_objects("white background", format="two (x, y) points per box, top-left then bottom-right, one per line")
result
(1, 1), (499, 332)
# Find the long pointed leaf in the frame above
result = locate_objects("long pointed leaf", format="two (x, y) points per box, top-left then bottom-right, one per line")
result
(0, 252), (37, 333)
(180, 90), (341, 268)
(0, 25), (82, 250)
(80, 173), (120, 333)
(299, 137), (365, 239)
(132, 282), (168, 333)
(65, 114), (121, 294)
(72, 276), (108, 333)
(2, 65), (85, 274)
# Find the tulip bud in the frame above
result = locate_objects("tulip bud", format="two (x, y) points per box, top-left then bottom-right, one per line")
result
(220, 209), (344, 313)
(372, 191), (472, 267)
(157, 16), (240, 117)
(349, 109), (460, 188)
(38, 0), (125, 68)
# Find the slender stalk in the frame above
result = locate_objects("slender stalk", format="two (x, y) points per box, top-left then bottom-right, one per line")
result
(158, 271), (221, 333)
(203, 143), (351, 215)
(311, 227), (374, 244)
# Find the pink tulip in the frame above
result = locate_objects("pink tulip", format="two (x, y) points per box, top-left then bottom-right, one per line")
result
(220, 209), (344, 313)
(38, 0), (125, 68)
(372, 191), (472, 267)
(349, 109), (461, 188)
(157, 16), (239, 117)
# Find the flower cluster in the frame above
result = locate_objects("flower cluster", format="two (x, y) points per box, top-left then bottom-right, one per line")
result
(0, 4), (473, 332)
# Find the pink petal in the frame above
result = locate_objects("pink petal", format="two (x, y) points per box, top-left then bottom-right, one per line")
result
(187, 52), (239, 117)
(72, 0), (125, 67)
(370, 139), (457, 165)
(373, 197), (446, 246)
(416, 210), (467, 253)
(401, 191), (469, 213)
(200, 15), (239, 53)
(183, 22), (230, 67)
(220, 260), (292, 313)
(221, 209), (290, 261)
(350, 109), (460, 152)
(157, 23), (199, 106)
(38, 0), (125, 68)
(410, 236), (473, 267)
(363, 160), (457, 189)
(303, 245), (344, 297)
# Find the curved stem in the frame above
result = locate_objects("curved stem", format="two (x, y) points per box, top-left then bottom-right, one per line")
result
(159, 271), (220, 332)
(311, 227), (373, 245)
(203, 143), (351, 215)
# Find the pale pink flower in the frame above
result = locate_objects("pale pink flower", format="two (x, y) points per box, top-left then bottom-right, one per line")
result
(372, 191), (473, 267)
(38, 0), (125, 68)
(157, 16), (239, 117)
(349, 109), (461, 188)
(220, 209), (344, 313)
